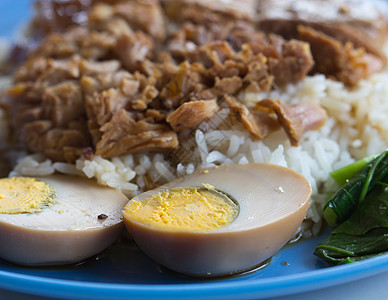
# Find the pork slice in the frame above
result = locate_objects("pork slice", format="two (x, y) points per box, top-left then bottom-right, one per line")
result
(164, 0), (257, 24)
(13, 57), (49, 83)
(80, 31), (117, 60)
(86, 88), (128, 127)
(115, 32), (154, 72)
(31, 0), (95, 37)
(20, 120), (53, 153)
(88, 3), (115, 28)
(224, 95), (279, 139)
(113, 0), (166, 40)
(96, 109), (178, 157)
(243, 56), (273, 93)
(103, 17), (134, 38)
(81, 70), (134, 96)
(145, 109), (166, 122)
(172, 35), (313, 91)
(97, 130), (179, 158)
(31, 27), (89, 60)
(166, 99), (219, 132)
(257, 98), (327, 146)
(131, 85), (159, 111)
(41, 127), (91, 162)
(79, 59), (120, 76)
(159, 61), (205, 110)
(257, 0), (387, 85)
(267, 37), (314, 86)
(297, 25), (383, 86)
(13, 55), (81, 85)
(17, 107), (43, 125)
(31, 0), (153, 37)
(7, 82), (42, 104)
(257, 0), (387, 50)
(42, 81), (84, 128)
(119, 77), (140, 97)
(80, 76), (101, 97)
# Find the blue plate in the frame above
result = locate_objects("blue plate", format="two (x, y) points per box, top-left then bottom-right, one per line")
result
(1, 232), (388, 299)
(2, 1), (388, 299)
(0, 0), (32, 38)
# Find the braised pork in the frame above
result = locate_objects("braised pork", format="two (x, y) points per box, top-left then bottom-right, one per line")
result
(9, 0), (386, 163)
(257, 0), (387, 86)
(257, 98), (328, 146)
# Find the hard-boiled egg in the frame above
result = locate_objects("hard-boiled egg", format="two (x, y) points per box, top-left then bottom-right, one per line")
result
(123, 163), (312, 277)
(0, 175), (128, 266)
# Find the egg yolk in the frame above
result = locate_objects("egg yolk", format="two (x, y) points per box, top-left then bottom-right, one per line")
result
(0, 177), (57, 214)
(124, 186), (239, 232)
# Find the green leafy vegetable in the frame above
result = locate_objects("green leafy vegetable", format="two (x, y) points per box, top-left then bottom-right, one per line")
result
(323, 151), (388, 226)
(330, 154), (378, 186)
(315, 173), (388, 265)
(314, 231), (388, 265)
(314, 152), (388, 264)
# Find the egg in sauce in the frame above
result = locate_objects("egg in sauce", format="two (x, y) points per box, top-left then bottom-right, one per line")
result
(0, 175), (128, 266)
(0, 164), (311, 277)
(123, 163), (312, 277)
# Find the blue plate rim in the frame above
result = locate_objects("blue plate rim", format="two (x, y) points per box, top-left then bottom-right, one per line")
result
(1, 252), (388, 299)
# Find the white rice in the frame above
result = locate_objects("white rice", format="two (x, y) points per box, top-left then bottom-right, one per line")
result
(9, 63), (388, 238)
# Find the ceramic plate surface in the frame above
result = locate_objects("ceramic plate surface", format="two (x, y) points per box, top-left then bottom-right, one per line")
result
(1, 1), (388, 299)
(1, 231), (388, 299)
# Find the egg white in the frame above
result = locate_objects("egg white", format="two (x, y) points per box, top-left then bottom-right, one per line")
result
(0, 175), (129, 266)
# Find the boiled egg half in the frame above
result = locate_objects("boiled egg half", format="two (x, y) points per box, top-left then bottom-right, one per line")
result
(123, 163), (312, 277)
(0, 175), (128, 265)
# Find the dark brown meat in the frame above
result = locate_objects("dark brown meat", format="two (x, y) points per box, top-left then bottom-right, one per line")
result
(224, 95), (280, 139)
(158, 61), (206, 109)
(224, 95), (327, 146)
(13, 55), (81, 83)
(79, 59), (121, 76)
(212, 77), (243, 96)
(170, 36), (313, 91)
(31, 0), (164, 39)
(257, 0), (387, 86)
(20, 120), (53, 153)
(115, 32), (154, 72)
(86, 88), (128, 128)
(166, 99), (219, 132)
(29, 1), (162, 67)
(83, 69), (157, 146)
(257, 98), (327, 146)
(8, 55), (93, 162)
(297, 26), (383, 86)
(41, 127), (91, 162)
(257, 0), (387, 51)
(96, 109), (178, 157)
(8, 0), (334, 163)
(42, 81), (84, 127)
(164, 0), (257, 26)
(30, 27), (116, 60)
(112, 0), (166, 40)
(266, 35), (314, 86)
(31, 0), (96, 37)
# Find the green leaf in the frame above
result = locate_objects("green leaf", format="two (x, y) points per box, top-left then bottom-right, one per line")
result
(314, 231), (388, 265)
(323, 151), (388, 226)
(333, 183), (388, 235)
(315, 179), (388, 265)
(330, 154), (378, 186)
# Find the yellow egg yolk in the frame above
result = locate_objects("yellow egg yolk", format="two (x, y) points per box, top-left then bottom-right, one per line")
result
(0, 177), (57, 214)
(124, 186), (239, 232)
